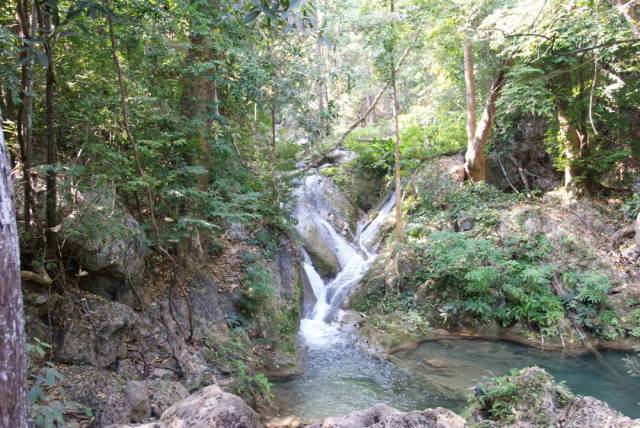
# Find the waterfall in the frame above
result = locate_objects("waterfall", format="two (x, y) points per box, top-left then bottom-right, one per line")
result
(294, 174), (396, 346)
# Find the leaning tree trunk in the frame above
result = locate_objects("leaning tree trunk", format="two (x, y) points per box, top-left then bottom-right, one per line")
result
(0, 108), (28, 428)
(464, 70), (506, 182)
(463, 38), (476, 149)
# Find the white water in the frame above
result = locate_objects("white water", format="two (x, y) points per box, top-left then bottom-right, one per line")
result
(294, 174), (396, 346)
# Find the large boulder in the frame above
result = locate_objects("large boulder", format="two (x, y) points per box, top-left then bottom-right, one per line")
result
(139, 300), (216, 388)
(307, 403), (465, 428)
(158, 385), (260, 428)
(63, 190), (148, 303)
(174, 272), (229, 342)
(124, 379), (190, 422)
(53, 294), (140, 368)
(60, 366), (131, 426)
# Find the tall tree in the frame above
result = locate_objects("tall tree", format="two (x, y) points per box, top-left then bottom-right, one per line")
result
(180, 0), (219, 192)
(463, 37), (506, 182)
(39, 1), (58, 258)
(0, 107), (28, 428)
(390, 0), (403, 246)
(16, 0), (36, 237)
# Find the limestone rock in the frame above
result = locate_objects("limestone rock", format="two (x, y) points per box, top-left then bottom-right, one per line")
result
(60, 366), (131, 426)
(308, 403), (465, 428)
(158, 385), (261, 428)
(53, 294), (140, 368)
(145, 379), (189, 417)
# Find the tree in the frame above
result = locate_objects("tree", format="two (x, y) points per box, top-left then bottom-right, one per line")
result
(0, 107), (28, 427)
(463, 39), (506, 182)
(390, 0), (404, 245)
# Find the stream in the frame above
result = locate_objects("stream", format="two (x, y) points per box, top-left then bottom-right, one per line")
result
(273, 172), (640, 422)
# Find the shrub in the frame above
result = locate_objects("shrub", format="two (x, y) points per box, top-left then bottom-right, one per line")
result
(236, 262), (274, 318)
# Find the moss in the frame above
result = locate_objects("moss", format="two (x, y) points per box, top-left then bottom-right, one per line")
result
(467, 367), (574, 426)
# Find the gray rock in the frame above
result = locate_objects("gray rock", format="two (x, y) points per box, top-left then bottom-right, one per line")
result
(54, 294), (140, 368)
(174, 272), (229, 342)
(158, 384), (261, 428)
(126, 381), (150, 423)
(60, 366), (131, 426)
(468, 367), (640, 427)
(309, 403), (465, 428)
(228, 222), (249, 241)
(63, 189), (148, 297)
(145, 379), (189, 417)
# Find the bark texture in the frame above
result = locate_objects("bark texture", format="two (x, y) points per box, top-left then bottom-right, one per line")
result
(557, 103), (586, 194)
(0, 108), (28, 428)
(464, 70), (506, 182)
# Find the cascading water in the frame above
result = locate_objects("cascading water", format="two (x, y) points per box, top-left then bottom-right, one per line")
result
(293, 174), (396, 346)
(273, 171), (640, 422)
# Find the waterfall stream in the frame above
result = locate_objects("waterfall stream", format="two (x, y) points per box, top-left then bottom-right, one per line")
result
(293, 173), (396, 346)
(273, 171), (640, 422)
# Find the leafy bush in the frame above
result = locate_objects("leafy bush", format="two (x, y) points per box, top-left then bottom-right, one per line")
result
(408, 232), (564, 332)
(236, 262), (274, 318)
(233, 361), (272, 403)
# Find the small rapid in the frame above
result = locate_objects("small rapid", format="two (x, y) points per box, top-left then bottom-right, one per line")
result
(293, 173), (396, 345)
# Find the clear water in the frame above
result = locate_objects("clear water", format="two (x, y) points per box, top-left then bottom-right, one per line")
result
(272, 332), (640, 422)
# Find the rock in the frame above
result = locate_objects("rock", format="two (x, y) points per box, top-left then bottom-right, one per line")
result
(339, 309), (363, 326)
(145, 379), (189, 417)
(423, 358), (448, 369)
(325, 148), (356, 165)
(300, 265), (318, 318)
(228, 222), (250, 241)
(60, 366), (131, 426)
(63, 189), (148, 300)
(158, 385), (261, 428)
(562, 396), (638, 428)
(308, 403), (465, 428)
(53, 294), (140, 368)
(125, 381), (150, 423)
(175, 272), (229, 342)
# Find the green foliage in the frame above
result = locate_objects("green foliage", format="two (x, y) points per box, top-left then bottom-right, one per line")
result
(237, 262), (274, 318)
(408, 232), (564, 332)
(470, 367), (574, 425)
(561, 270), (620, 338)
(233, 361), (272, 402)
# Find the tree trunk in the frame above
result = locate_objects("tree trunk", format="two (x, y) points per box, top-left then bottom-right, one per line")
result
(557, 103), (586, 194)
(463, 38), (476, 149)
(0, 107), (28, 428)
(180, 2), (219, 192)
(16, 0), (36, 237)
(315, 24), (325, 113)
(40, 2), (58, 258)
(390, 0), (403, 246)
(464, 70), (506, 182)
